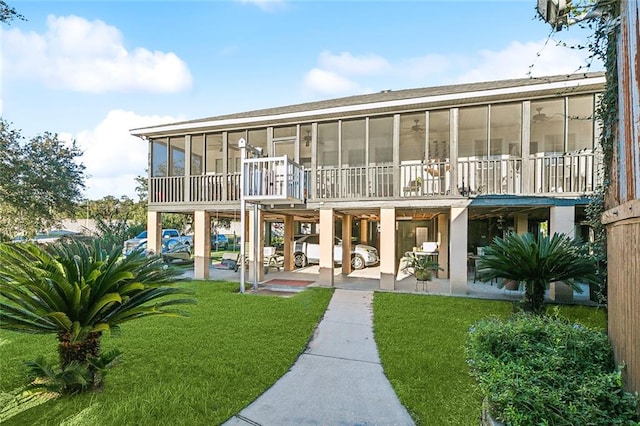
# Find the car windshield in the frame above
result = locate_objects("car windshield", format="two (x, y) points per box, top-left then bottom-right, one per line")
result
(135, 231), (148, 239)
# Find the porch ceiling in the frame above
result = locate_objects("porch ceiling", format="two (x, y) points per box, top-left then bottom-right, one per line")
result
(467, 206), (549, 221)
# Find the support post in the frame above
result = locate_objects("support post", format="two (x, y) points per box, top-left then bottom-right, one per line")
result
(341, 214), (352, 275)
(450, 206), (468, 294)
(549, 205), (576, 301)
(379, 208), (396, 290)
(319, 208), (334, 286)
(193, 210), (211, 280)
(515, 213), (528, 235)
(147, 211), (162, 257)
(437, 213), (449, 279)
(283, 215), (294, 271)
(360, 218), (368, 244)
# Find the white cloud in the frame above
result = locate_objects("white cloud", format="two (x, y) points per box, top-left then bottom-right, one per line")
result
(454, 38), (594, 84)
(69, 110), (181, 200)
(302, 68), (361, 96)
(301, 40), (601, 97)
(318, 51), (390, 76)
(2, 15), (192, 93)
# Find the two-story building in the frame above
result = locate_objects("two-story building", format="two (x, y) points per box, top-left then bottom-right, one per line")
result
(131, 72), (604, 295)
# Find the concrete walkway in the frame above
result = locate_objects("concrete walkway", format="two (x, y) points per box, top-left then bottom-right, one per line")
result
(223, 289), (415, 426)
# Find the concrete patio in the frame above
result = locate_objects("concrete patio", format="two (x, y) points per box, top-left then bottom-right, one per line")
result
(181, 262), (595, 305)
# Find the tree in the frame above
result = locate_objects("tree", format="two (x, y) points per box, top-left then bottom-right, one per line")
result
(0, 119), (86, 239)
(0, 238), (196, 393)
(477, 232), (598, 314)
(0, 1), (24, 24)
(134, 173), (148, 202)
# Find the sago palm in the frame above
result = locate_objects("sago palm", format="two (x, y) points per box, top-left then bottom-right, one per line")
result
(476, 232), (598, 314)
(0, 238), (195, 391)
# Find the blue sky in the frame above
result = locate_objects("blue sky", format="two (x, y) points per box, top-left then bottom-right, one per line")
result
(1, 0), (602, 200)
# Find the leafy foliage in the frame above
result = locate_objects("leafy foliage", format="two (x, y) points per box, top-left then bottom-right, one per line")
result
(25, 349), (122, 394)
(0, 119), (86, 239)
(0, 238), (195, 393)
(466, 313), (639, 425)
(0, 1), (25, 24)
(477, 232), (598, 313)
(403, 252), (441, 281)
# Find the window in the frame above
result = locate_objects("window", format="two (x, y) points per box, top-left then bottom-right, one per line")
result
(400, 112), (425, 162)
(191, 135), (203, 175)
(248, 129), (267, 152)
(300, 124), (312, 166)
(151, 138), (168, 177)
(567, 95), (595, 152)
(490, 103), (521, 156)
(369, 116), (393, 164)
(318, 122), (338, 167)
(531, 99), (564, 154)
(428, 110), (449, 161)
(169, 137), (185, 176)
(227, 131), (245, 173)
(274, 126), (296, 138)
(459, 106), (488, 158)
(342, 119), (365, 167)
(205, 133), (223, 174)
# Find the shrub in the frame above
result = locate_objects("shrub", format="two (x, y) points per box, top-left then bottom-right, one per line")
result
(0, 239), (195, 394)
(466, 313), (639, 425)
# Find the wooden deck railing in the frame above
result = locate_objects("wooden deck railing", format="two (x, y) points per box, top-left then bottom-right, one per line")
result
(148, 151), (602, 205)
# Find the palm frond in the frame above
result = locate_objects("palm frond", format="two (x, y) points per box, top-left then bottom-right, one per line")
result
(0, 239), (193, 336)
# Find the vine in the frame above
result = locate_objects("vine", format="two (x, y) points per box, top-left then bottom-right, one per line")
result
(534, 0), (620, 306)
(576, 0), (620, 306)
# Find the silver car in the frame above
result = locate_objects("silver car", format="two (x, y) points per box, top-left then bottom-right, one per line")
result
(293, 234), (379, 270)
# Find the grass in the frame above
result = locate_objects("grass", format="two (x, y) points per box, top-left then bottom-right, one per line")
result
(0, 281), (333, 425)
(373, 293), (607, 426)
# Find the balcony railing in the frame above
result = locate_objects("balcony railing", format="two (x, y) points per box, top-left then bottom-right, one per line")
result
(458, 157), (523, 195)
(530, 151), (600, 194)
(148, 151), (601, 205)
(243, 156), (305, 203)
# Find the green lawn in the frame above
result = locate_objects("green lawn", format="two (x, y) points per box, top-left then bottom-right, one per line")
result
(373, 293), (607, 426)
(1, 284), (607, 426)
(0, 282), (333, 425)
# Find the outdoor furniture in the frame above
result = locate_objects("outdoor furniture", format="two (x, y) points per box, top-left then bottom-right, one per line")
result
(263, 246), (284, 274)
(213, 252), (241, 272)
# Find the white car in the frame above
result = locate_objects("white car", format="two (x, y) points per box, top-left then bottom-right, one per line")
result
(293, 234), (379, 270)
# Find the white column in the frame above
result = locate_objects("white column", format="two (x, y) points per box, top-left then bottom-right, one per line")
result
(147, 211), (162, 257)
(550, 205), (575, 238)
(193, 210), (211, 280)
(319, 208), (334, 286)
(549, 205), (575, 301)
(379, 208), (396, 290)
(248, 207), (264, 287)
(450, 206), (468, 294)
(437, 213), (449, 279)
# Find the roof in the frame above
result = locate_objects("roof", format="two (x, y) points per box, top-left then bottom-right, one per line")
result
(131, 72), (605, 137)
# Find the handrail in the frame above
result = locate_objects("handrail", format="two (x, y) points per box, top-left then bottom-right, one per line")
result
(147, 151), (602, 204)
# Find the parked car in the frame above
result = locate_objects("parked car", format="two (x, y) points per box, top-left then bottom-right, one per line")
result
(122, 229), (192, 256)
(211, 234), (228, 251)
(293, 234), (379, 270)
(128, 238), (192, 264)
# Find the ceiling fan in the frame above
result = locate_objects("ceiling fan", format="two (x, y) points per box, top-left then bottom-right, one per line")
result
(532, 107), (563, 123)
(302, 130), (312, 147)
(532, 107), (549, 122)
(411, 119), (425, 133)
